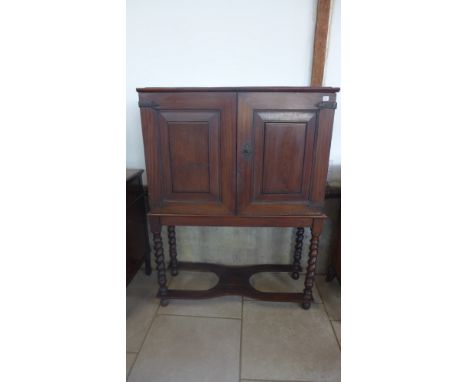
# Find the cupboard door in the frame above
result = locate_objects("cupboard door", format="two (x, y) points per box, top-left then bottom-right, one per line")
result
(237, 92), (336, 216)
(139, 92), (236, 215)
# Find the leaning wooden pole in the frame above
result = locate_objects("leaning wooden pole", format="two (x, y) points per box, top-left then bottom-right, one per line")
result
(311, 0), (332, 86)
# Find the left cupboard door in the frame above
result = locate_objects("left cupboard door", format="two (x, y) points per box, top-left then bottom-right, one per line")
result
(139, 92), (236, 215)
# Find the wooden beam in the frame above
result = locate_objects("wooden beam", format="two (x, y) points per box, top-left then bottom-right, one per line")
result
(311, 0), (332, 86)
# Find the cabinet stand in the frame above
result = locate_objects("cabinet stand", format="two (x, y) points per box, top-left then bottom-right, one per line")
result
(151, 217), (324, 310)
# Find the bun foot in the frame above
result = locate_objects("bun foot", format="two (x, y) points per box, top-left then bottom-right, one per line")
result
(302, 301), (311, 310)
(160, 299), (169, 307)
(170, 270), (179, 276)
(291, 272), (300, 280)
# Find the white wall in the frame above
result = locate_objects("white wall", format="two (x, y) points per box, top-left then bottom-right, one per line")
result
(127, 0), (341, 179)
(324, 0), (341, 182)
(126, 0), (341, 271)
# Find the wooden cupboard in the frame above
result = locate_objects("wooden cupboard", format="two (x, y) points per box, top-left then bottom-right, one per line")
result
(138, 87), (339, 309)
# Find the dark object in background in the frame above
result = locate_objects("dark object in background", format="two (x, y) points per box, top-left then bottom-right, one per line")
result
(328, 214), (341, 282)
(325, 185), (341, 283)
(126, 169), (151, 285)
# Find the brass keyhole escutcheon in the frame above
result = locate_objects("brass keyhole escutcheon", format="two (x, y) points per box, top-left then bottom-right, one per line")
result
(241, 143), (253, 159)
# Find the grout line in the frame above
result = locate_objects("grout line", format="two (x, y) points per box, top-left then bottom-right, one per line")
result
(156, 312), (242, 320)
(126, 353), (138, 379)
(315, 276), (333, 318)
(126, 293), (164, 379)
(314, 278), (325, 308)
(327, 317), (341, 350)
(316, 276), (341, 320)
(330, 320), (341, 350)
(330, 318), (341, 350)
(126, 351), (139, 380)
(238, 297), (244, 382)
(315, 277), (341, 350)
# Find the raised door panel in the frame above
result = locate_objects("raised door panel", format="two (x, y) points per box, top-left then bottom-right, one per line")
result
(139, 92), (236, 215)
(237, 92), (336, 216)
(159, 111), (219, 199)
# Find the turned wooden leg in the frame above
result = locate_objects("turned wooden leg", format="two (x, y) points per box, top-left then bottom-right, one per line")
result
(151, 221), (169, 306)
(291, 227), (304, 280)
(302, 219), (324, 310)
(168, 225), (178, 276)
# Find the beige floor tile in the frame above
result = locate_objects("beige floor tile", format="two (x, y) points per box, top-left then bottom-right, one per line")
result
(242, 301), (341, 382)
(126, 269), (163, 352)
(316, 275), (341, 320)
(331, 321), (341, 347)
(158, 271), (242, 318)
(247, 272), (322, 303)
(128, 315), (241, 382)
(126, 352), (137, 378)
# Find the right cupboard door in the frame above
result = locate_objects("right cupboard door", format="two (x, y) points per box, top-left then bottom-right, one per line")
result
(237, 92), (336, 216)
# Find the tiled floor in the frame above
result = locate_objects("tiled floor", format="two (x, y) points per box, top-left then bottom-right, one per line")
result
(127, 267), (341, 382)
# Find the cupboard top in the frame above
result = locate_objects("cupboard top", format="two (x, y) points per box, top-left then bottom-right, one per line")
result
(136, 86), (340, 93)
